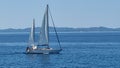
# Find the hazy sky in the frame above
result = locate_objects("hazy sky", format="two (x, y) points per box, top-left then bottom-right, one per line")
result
(0, 0), (120, 29)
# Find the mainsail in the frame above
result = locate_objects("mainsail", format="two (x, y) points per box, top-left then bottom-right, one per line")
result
(38, 5), (49, 46)
(28, 19), (35, 46)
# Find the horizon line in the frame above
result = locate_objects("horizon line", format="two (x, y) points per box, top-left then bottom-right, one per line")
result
(0, 26), (120, 30)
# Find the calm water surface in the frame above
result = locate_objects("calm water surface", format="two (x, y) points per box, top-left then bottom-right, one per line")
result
(0, 32), (120, 68)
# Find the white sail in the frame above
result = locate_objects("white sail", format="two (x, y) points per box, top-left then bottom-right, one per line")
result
(39, 5), (49, 46)
(28, 19), (35, 46)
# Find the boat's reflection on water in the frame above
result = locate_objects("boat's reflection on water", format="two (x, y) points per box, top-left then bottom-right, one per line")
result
(26, 54), (51, 67)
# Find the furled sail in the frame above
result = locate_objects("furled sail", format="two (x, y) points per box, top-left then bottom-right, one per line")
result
(38, 5), (49, 46)
(28, 19), (35, 46)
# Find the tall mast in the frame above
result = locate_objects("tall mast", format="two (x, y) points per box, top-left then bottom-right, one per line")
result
(46, 4), (49, 48)
(33, 18), (35, 43)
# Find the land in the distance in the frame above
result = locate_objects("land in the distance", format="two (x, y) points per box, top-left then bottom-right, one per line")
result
(0, 27), (120, 32)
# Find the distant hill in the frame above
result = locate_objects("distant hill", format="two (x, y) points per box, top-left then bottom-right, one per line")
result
(0, 27), (120, 32)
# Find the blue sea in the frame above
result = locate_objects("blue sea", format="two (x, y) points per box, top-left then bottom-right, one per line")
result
(0, 32), (120, 68)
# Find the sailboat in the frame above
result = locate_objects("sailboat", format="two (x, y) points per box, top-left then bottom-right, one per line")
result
(26, 5), (62, 54)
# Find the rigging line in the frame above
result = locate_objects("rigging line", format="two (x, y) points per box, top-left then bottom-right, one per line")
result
(48, 6), (62, 49)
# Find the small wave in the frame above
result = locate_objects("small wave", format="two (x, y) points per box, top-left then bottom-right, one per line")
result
(0, 42), (27, 46)
(61, 42), (120, 45)
(0, 52), (25, 55)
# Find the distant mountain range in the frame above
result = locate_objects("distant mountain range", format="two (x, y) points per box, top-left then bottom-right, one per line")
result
(0, 27), (120, 32)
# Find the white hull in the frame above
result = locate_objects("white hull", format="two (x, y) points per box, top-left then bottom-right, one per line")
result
(26, 48), (62, 54)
